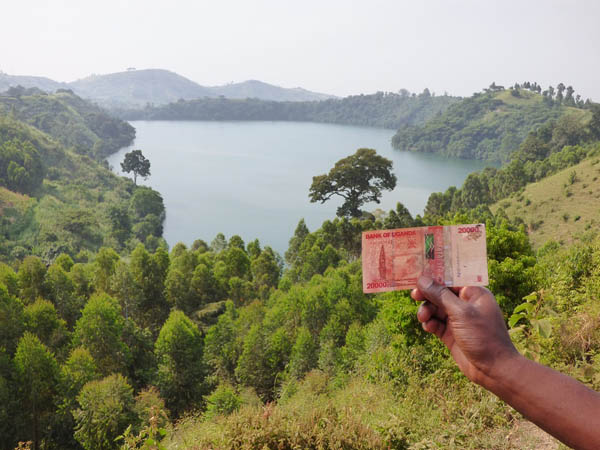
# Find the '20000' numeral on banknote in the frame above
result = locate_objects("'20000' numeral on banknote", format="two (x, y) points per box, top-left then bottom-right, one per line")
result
(362, 224), (488, 293)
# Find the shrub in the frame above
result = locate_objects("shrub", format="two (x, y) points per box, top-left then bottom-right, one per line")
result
(73, 374), (136, 450)
(204, 384), (242, 419)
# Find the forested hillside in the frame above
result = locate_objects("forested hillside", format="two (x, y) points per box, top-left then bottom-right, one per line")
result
(0, 87), (135, 158)
(422, 103), (600, 218)
(115, 89), (458, 129)
(0, 93), (165, 262)
(392, 83), (592, 163)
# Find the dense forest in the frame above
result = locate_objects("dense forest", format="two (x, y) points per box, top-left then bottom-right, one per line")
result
(113, 89), (458, 130)
(392, 82), (593, 163)
(2, 83), (600, 449)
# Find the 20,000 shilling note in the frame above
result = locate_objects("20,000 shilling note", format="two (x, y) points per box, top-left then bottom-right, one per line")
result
(362, 224), (488, 293)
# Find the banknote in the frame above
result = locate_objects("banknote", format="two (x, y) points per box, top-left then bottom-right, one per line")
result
(362, 224), (488, 293)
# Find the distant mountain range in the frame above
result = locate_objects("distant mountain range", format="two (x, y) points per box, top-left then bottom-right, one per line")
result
(0, 69), (336, 108)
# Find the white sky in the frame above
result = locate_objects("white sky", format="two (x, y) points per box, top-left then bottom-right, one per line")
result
(1, 0), (599, 100)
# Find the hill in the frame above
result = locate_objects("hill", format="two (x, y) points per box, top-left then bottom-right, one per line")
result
(392, 86), (591, 163)
(0, 87), (135, 158)
(0, 99), (164, 261)
(0, 72), (67, 93)
(117, 90), (459, 129)
(69, 69), (213, 108)
(0, 69), (337, 107)
(491, 156), (600, 248)
(208, 79), (335, 102)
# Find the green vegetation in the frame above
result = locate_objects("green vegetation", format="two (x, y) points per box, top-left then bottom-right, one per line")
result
(0, 86), (135, 158)
(1, 201), (589, 449)
(422, 103), (600, 218)
(392, 83), (592, 163)
(115, 89), (458, 129)
(121, 149), (151, 185)
(0, 92), (165, 261)
(3, 80), (600, 449)
(491, 156), (600, 248)
(309, 148), (397, 217)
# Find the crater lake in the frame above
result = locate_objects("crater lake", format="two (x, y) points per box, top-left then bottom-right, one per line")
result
(107, 121), (490, 254)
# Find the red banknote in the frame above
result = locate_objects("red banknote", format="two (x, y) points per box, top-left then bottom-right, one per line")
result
(362, 224), (488, 293)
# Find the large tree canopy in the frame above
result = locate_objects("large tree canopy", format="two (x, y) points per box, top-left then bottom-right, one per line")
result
(309, 148), (397, 217)
(120, 149), (150, 185)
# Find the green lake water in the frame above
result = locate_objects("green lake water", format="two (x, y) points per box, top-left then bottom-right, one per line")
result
(106, 121), (490, 254)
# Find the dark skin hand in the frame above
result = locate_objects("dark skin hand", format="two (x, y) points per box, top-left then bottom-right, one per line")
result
(412, 276), (600, 450)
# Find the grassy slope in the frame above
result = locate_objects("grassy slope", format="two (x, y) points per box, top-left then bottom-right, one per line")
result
(491, 155), (600, 248)
(165, 370), (559, 449)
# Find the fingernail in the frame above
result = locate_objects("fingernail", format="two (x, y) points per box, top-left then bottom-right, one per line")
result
(419, 275), (434, 290)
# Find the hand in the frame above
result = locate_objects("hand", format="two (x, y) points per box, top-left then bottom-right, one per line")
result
(411, 276), (519, 387)
(413, 276), (600, 450)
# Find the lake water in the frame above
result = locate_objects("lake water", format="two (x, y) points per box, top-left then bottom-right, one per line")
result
(107, 121), (490, 254)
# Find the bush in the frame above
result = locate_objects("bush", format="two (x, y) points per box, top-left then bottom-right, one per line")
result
(73, 374), (136, 450)
(204, 384), (242, 419)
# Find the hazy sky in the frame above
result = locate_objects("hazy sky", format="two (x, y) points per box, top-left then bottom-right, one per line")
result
(2, 0), (599, 99)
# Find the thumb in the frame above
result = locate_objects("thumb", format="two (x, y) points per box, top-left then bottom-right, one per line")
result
(417, 276), (463, 316)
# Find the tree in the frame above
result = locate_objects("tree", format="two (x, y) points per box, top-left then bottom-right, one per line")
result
(18, 256), (47, 304)
(204, 301), (238, 380)
(589, 104), (600, 140)
(53, 347), (100, 449)
(93, 247), (120, 293)
(129, 245), (169, 331)
(287, 326), (318, 379)
(234, 324), (272, 397)
(0, 263), (19, 297)
(309, 148), (397, 218)
(14, 332), (59, 450)
(73, 374), (136, 450)
(155, 310), (207, 417)
(23, 299), (68, 352)
(120, 149), (150, 185)
(0, 284), (25, 354)
(556, 83), (566, 104)
(285, 219), (310, 266)
(45, 262), (79, 327)
(383, 202), (414, 229)
(129, 186), (164, 218)
(72, 293), (130, 376)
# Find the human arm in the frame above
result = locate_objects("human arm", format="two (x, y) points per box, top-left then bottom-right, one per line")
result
(411, 276), (600, 450)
